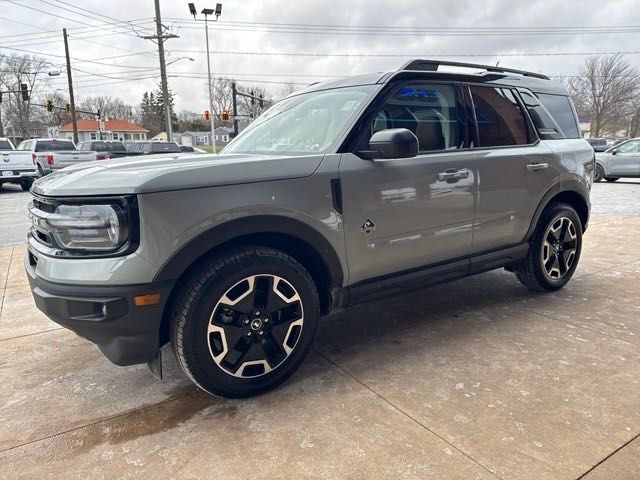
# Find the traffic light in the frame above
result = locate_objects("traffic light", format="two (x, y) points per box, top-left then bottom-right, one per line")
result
(65, 102), (71, 113)
(20, 83), (29, 101)
(0, 92), (3, 104)
(204, 110), (210, 120)
(221, 109), (229, 121)
(45, 99), (54, 112)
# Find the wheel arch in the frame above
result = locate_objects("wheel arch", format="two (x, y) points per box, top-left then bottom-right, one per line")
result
(156, 215), (344, 345)
(525, 182), (590, 240)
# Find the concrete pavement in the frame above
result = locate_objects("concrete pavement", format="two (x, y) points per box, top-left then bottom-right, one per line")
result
(0, 182), (639, 479)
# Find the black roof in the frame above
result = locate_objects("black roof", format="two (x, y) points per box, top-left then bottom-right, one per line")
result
(298, 59), (568, 97)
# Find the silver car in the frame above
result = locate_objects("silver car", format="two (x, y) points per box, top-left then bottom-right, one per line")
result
(26, 60), (594, 398)
(594, 137), (640, 182)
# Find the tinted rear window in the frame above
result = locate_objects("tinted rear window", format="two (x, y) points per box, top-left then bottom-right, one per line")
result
(151, 142), (180, 153)
(0, 140), (13, 150)
(35, 140), (75, 151)
(471, 86), (529, 147)
(92, 141), (126, 152)
(536, 94), (581, 139)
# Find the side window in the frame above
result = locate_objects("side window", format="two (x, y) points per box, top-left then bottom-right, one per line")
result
(16, 141), (25, 150)
(519, 90), (562, 137)
(536, 93), (581, 139)
(616, 140), (640, 153)
(470, 86), (529, 147)
(367, 83), (462, 153)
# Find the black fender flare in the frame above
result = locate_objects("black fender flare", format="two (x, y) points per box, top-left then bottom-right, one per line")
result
(153, 215), (344, 287)
(524, 180), (591, 240)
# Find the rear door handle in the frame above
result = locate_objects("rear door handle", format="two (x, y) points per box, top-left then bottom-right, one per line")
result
(526, 162), (549, 172)
(438, 169), (470, 181)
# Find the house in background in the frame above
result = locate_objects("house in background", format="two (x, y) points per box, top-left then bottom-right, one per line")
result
(59, 119), (148, 142)
(176, 127), (233, 147)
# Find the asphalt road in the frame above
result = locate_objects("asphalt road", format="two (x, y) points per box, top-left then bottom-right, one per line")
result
(2, 178), (639, 246)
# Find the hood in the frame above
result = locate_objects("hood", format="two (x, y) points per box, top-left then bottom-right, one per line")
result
(32, 153), (325, 196)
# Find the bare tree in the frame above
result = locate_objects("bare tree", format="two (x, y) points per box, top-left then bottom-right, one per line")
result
(237, 85), (271, 120)
(0, 54), (47, 139)
(76, 96), (134, 120)
(279, 80), (297, 99)
(209, 77), (234, 123)
(568, 54), (640, 137)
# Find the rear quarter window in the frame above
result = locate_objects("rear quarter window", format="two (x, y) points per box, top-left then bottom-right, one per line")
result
(536, 93), (581, 139)
(151, 142), (181, 153)
(470, 86), (530, 147)
(0, 140), (12, 150)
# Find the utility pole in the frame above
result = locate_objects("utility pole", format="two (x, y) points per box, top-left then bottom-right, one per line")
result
(143, 0), (178, 141)
(231, 81), (238, 137)
(63, 28), (78, 144)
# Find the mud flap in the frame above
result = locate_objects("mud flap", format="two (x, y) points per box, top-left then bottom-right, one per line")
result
(147, 348), (163, 381)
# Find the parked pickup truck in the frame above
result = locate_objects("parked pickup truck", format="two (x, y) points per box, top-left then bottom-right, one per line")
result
(16, 138), (100, 176)
(0, 137), (38, 191)
(77, 140), (128, 159)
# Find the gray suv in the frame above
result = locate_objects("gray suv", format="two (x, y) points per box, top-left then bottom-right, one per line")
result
(26, 60), (594, 398)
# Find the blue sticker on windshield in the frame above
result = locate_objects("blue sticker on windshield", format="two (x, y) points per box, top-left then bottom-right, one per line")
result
(396, 87), (441, 99)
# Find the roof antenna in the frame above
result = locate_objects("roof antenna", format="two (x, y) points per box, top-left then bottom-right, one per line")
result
(496, 61), (500, 67)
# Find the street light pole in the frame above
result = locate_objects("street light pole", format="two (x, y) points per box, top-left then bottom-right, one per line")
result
(62, 28), (78, 144)
(203, 14), (216, 152)
(188, 3), (222, 153)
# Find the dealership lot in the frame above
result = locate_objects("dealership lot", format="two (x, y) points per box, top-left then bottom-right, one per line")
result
(1, 181), (639, 479)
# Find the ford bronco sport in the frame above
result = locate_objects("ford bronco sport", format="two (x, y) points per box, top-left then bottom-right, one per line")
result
(26, 60), (594, 398)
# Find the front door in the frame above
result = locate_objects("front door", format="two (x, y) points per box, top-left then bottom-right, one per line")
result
(340, 82), (477, 285)
(607, 139), (640, 177)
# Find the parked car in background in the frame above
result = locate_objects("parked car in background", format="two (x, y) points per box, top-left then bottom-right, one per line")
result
(125, 141), (181, 156)
(586, 138), (609, 152)
(594, 137), (640, 182)
(26, 59), (593, 398)
(179, 145), (207, 153)
(16, 138), (99, 176)
(0, 137), (38, 191)
(77, 140), (128, 159)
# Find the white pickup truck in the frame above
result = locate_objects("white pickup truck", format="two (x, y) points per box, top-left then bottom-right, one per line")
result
(15, 138), (101, 176)
(0, 137), (38, 191)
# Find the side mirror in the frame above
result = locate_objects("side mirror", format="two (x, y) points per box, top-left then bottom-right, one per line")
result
(611, 149), (617, 155)
(365, 128), (418, 160)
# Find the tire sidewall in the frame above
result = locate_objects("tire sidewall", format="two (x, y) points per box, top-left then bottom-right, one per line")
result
(594, 164), (604, 182)
(177, 251), (319, 398)
(532, 205), (583, 290)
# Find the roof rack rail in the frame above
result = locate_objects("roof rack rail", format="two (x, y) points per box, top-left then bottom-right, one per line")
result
(400, 59), (550, 80)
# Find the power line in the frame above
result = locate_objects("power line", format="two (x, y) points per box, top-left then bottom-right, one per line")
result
(171, 48), (640, 58)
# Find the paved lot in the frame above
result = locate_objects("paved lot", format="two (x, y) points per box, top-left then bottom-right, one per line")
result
(1, 181), (640, 479)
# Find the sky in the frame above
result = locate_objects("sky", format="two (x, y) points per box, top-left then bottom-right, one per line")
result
(1, 0), (640, 115)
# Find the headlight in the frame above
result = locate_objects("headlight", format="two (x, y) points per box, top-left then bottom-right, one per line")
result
(46, 204), (129, 252)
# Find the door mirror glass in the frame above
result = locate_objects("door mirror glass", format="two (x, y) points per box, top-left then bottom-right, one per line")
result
(366, 128), (418, 159)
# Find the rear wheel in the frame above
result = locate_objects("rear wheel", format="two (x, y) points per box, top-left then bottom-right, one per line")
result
(594, 164), (605, 182)
(605, 177), (619, 182)
(514, 203), (582, 292)
(171, 246), (320, 398)
(20, 178), (33, 191)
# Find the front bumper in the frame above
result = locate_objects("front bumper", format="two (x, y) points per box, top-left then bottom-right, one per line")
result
(25, 252), (173, 366)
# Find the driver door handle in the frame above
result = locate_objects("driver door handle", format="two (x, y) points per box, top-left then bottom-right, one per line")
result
(438, 168), (469, 181)
(527, 162), (549, 172)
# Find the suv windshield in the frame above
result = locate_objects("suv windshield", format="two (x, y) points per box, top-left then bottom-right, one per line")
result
(223, 85), (375, 155)
(35, 140), (75, 151)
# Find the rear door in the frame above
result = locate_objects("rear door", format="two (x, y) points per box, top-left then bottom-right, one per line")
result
(468, 85), (557, 253)
(340, 81), (477, 284)
(607, 139), (640, 176)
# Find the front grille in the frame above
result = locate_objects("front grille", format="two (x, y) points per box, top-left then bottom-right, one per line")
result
(28, 197), (56, 248)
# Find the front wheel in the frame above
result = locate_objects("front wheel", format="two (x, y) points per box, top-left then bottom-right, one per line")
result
(514, 203), (583, 292)
(170, 246), (320, 398)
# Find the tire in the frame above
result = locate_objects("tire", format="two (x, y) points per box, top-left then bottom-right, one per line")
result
(20, 178), (34, 191)
(514, 202), (583, 292)
(594, 164), (604, 182)
(37, 165), (45, 177)
(170, 246), (320, 398)
(605, 177), (619, 182)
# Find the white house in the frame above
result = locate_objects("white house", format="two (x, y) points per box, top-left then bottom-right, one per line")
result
(59, 119), (149, 142)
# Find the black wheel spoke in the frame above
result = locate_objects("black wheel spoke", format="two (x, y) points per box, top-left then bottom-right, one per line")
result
(260, 333), (288, 368)
(563, 239), (576, 250)
(546, 230), (558, 243)
(557, 252), (567, 275)
(559, 220), (569, 243)
(266, 284), (289, 315)
(544, 255), (556, 271)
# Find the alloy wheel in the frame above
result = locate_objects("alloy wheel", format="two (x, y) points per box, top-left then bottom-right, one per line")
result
(541, 217), (578, 280)
(207, 274), (304, 378)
